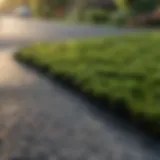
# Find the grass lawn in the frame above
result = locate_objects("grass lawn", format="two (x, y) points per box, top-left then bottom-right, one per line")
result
(15, 33), (160, 136)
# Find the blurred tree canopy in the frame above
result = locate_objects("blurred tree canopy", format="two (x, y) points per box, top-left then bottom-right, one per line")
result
(34, 0), (68, 17)
(114, 0), (158, 14)
(0, 0), (68, 16)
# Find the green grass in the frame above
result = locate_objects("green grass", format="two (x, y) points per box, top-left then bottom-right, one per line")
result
(16, 33), (160, 136)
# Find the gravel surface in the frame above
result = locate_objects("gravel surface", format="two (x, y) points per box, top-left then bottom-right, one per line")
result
(0, 46), (159, 160)
(0, 17), (159, 160)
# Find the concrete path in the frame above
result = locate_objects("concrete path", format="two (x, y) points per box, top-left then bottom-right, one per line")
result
(0, 17), (159, 160)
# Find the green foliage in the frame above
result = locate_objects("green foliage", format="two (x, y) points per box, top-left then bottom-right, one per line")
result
(84, 9), (109, 24)
(115, 0), (157, 14)
(114, 0), (130, 11)
(29, 0), (67, 18)
(131, 0), (157, 14)
(16, 33), (160, 135)
(55, 0), (67, 7)
(109, 11), (130, 26)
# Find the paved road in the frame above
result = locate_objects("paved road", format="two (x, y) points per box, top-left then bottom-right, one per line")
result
(0, 15), (148, 41)
(0, 17), (159, 160)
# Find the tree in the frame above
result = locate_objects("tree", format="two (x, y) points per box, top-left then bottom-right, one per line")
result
(114, 0), (157, 14)
(67, 0), (89, 21)
(131, 0), (158, 14)
(32, 0), (68, 18)
(114, 0), (129, 11)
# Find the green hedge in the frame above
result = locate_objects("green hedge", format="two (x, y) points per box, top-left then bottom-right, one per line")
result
(16, 33), (160, 136)
(109, 11), (130, 26)
(84, 9), (109, 24)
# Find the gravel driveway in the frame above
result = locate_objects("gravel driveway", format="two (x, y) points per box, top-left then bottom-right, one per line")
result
(0, 17), (159, 160)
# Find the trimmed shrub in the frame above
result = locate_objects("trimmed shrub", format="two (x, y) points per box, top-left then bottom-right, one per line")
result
(109, 11), (130, 26)
(85, 9), (109, 24)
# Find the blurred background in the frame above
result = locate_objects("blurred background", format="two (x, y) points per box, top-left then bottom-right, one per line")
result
(0, 0), (159, 27)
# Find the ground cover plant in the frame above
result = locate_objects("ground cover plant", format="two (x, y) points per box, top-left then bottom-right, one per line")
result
(15, 33), (160, 137)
